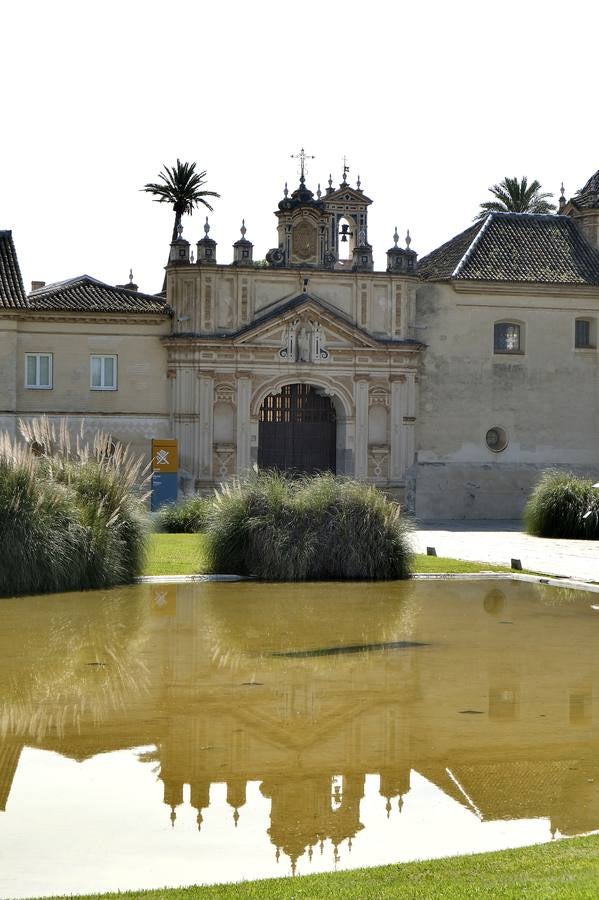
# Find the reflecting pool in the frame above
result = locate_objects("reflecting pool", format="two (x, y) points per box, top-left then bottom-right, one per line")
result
(0, 579), (598, 897)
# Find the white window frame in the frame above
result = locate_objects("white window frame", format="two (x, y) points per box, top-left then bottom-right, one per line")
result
(90, 354), (118, 391)
(25, 352), (53, 389)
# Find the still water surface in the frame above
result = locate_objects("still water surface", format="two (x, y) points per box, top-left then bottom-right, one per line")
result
(0, 579), (598, 897)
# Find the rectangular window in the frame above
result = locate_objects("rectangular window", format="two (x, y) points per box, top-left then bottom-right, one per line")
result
(575, 318), (593, 348)
(90, 355), (117, 390)
(25, 353), (53, 389)
(494, 323), (521, 353)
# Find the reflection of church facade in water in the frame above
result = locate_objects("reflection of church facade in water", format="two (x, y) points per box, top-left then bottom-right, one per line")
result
(1, 581), (599, 872)
(5, 157), (599, 517)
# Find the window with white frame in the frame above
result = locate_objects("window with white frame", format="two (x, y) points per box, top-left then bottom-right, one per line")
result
(25, 353), (53, 389)
(90, 355), (117, 390)
(494, 322), (522, 354)
(575, 317), (595, 349)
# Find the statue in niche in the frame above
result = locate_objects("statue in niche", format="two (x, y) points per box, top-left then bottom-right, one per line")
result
(298, 325), (311, 362)
(279, 318), (328, 363)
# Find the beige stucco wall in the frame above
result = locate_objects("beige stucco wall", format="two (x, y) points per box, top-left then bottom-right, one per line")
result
(413, 281), (599, 518)
(0, 318), (17, 436)
(0, 312), (172, 463)
(167, 264), (416, 341)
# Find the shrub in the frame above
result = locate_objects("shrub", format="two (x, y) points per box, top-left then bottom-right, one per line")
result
(155, 494), (210, 533)
(0, 418), (149, 597)
(0, 447), (88, 597)
(205, 470), (413, 580)
(524, 469), (599, 539)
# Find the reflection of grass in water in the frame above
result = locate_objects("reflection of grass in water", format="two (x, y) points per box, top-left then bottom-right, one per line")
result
(196, 581), (423, 671)
(536, 584), (586, 607)
(0, 589), (152, 743)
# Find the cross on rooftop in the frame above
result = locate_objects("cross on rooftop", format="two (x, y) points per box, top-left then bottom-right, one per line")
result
(291, 147), (315, 180)
(342, 155), (350, 183)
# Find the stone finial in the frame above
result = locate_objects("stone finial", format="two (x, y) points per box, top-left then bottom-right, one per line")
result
(129, 268), (134, 284)
(233, 217), (253, 265)
(393, 226), (399, 247)
(559, 182), (566, 211)
(190, 250), (195, 264)
(204, 217), (210, 237)
(317, 183), (322, 199)
(357, 174), (361, 190)
(284, 182), (289, 198)
(328, 173), (333, 189)
(406, 229), (411, 248)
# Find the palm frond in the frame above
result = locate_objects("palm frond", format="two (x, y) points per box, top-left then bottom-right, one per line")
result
(475, 175), (556, 219)
(141, 159), (221, 222)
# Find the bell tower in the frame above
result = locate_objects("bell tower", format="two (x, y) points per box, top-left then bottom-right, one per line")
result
(322, 163), (373, 270)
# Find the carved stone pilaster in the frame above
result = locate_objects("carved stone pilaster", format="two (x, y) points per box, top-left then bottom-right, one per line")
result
(198, 373), (214, 481)
(354, 378), (369, 477)
(236, 375), (252, 474)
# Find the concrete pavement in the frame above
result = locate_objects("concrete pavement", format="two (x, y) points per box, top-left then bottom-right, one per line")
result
(412, 520), (599, 583)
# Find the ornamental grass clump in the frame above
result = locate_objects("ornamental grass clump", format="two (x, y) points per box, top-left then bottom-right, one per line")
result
(155, 494), (210, 533)
(0, 444), (88, 597)
(524, 469), (599, 540)
(0, 418), (149, 598)
(205, 470), (413, 580)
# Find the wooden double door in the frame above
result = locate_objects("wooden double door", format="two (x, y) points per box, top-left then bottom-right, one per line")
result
(258, 383), (336, 474)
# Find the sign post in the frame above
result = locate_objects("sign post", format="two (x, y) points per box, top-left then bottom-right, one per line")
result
(150, 439), (178, 511)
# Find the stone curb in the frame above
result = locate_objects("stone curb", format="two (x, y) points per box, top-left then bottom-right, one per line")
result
(137, 572), (599, 593)
(137, 574), (250, 583)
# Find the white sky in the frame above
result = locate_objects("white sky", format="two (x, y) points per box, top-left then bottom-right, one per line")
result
(3, 0), (599, 294)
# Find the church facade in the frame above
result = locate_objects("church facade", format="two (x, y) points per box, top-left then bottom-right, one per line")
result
(2, 163), (599, 519)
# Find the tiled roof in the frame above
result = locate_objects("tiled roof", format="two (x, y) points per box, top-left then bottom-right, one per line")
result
(28, 275), (170, 314)
(416, 222), (483, 282)
(418, 212), (599, 285)
(572, 169), (599, 209)
(0, 230), (28, 309)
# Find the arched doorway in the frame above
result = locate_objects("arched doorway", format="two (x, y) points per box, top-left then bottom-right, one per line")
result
(258, 383), (336, 474)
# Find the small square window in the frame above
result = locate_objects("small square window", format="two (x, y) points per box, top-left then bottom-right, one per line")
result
(25, 353), (53, 389)
(494, 323), (521, 353)
(90, 355), (117, 390)
(575, 318), (594, 349)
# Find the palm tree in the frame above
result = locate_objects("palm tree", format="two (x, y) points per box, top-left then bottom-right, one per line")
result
(475, 176), (556, 220)
(142, 159), (220, 243)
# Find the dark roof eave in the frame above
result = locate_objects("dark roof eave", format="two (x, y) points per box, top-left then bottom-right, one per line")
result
(163, 331), (425, 349)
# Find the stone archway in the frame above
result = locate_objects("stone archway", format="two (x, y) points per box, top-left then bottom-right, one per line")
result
(258, 383), (336, 474)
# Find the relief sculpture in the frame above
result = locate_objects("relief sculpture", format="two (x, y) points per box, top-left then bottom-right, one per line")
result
(280, 319), (329, 363)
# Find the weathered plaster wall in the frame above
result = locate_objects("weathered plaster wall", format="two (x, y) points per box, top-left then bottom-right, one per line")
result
(0, 318), (17, 437)
(414, 282), (599, 518)
(167, 265), (416, 342)
(0, 314), (171, 464)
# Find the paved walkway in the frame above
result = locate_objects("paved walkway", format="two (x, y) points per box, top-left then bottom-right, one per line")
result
(412, 520), (599, 582)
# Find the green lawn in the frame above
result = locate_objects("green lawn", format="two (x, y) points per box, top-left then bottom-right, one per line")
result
(142, 533), (522, 578)
(144, 533), (210, 575)
(35, 834), (599, 899)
